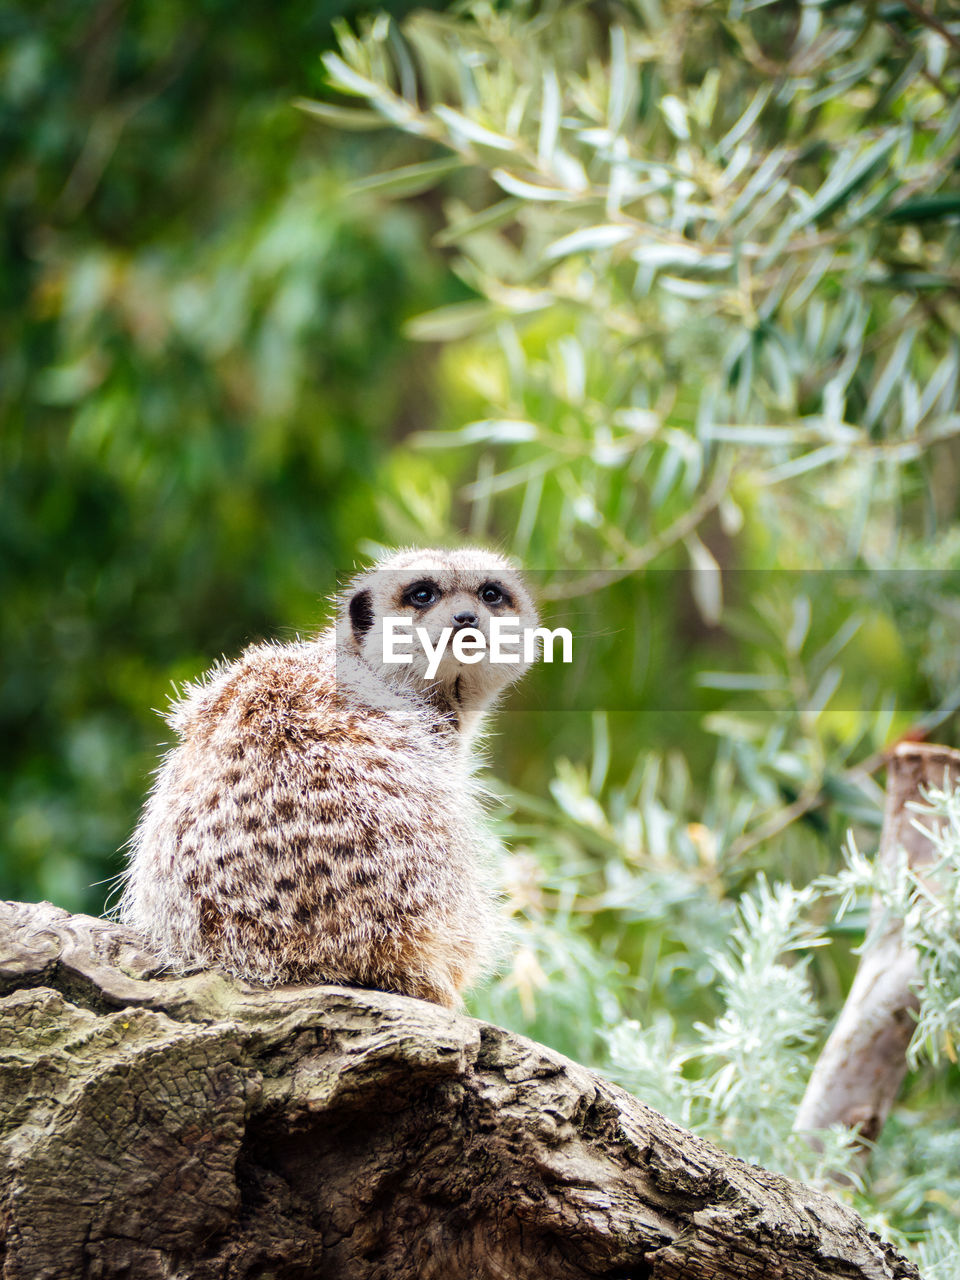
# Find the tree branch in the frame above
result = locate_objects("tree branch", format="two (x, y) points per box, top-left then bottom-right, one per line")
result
(795, 742), (960, 1146)
(0, 899), (917, 1279)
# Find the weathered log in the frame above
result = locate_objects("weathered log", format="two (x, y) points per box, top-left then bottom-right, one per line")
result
(795, 741), (960, 1144)
(0, 899), (917, 1280)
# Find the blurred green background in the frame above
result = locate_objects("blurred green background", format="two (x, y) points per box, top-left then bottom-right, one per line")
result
(1, 0), (459, 907)
(4, 0), (960, 1262)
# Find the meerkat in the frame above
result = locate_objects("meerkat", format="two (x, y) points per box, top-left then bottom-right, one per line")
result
(118, 547), (538, 1009)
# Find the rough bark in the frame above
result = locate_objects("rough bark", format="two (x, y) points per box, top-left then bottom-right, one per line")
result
(0, 899), (917, 1280)
(795, 741), (960, 1144)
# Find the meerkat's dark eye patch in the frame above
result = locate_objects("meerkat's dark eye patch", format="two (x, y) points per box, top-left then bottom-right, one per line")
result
(479, 581), (512, 607)
(349, 589), (374, 639)
(402, 579), (441, 609)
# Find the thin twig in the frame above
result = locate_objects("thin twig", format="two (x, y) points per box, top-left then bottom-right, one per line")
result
(539, 465), (733, 601)
(56, 29), (202, 217)
(884, 18), (954, 100)
(728, 685), (960, 860)
(899, 0), (960, 51)
(726, 789), (825, 861)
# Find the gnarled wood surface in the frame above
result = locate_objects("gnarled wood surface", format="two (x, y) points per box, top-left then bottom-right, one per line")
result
(0, 899), (917, 1280)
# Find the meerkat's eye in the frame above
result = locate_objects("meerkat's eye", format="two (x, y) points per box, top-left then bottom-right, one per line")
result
(479, 582), (509, 606)
(403, 580), (440, 609)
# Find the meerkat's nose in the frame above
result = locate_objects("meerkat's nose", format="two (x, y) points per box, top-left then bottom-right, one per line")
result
(452, 611), (479, 630)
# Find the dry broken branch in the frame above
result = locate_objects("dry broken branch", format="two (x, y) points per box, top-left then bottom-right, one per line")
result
(795, 741), (960, 1145)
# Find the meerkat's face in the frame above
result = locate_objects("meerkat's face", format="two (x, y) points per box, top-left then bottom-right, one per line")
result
(339, 548), (538, 722)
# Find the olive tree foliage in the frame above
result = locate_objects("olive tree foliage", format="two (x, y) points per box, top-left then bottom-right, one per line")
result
(306, 2), (960, 1267)
(313, 0), (960, 570)
(309, 0), (960, 832)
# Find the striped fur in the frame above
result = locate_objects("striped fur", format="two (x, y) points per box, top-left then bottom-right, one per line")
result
(118, 548), (536, 1007)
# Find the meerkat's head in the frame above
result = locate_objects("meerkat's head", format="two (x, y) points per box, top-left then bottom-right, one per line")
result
(338, 547), (538, 730)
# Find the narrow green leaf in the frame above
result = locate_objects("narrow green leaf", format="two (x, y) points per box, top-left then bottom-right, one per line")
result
(808, 666), (842, 718)
(718, 149), (787, 231)
(786, 597), (811, 657)
(321, 52), (380, 99)
(538, 70), (561, 167)
(659, 277), (724, 299)
(693, 68), (721, 127)
(696, 672), (786, 691)
(632, 242), (732, 270)
(864, 329), (916, 430)
(350, 156), (463, 197)
(608, 27), (631, 133)
(545, 224), (634, 258)
(794, 133), (900, 228)
(491, 169), (579, 201)
(686, 534), (723, 625)
(514, 470), (544, 558)
(434, 198), (521, 247)
(433, 105), (519, 151)
(613, 408), (660, 435)
(701, 424), (811, 446)
(883, 194), (960, 224)
(413, 419), (539, 447)
(920, 347), (958, 420)
(759, 444), (849, 484)
(590, 712), (611, 796)
(404, 301), (492, 341)
(386, 18), (417, 103)
(660, 95), (689, 140)
(716, 85), (772, 157)
(814, 615), (863, 671)
(294, 99), (390, 130)
(460, 455), (562, 498)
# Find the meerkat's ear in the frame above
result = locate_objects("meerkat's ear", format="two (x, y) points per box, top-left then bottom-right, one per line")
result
(349, 589), (374, 642)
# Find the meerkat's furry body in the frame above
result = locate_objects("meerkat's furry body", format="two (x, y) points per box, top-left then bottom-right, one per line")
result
(119, 548), (537, 1008)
